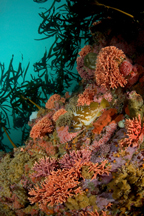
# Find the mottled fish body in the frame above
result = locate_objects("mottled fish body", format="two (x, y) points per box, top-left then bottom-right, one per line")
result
(69, 98), (109, 132)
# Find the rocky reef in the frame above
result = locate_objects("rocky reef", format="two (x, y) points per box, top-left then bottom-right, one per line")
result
(1, 23), (144, 216)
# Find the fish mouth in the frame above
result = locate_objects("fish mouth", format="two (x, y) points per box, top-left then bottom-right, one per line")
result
(68, 127), (80, 133)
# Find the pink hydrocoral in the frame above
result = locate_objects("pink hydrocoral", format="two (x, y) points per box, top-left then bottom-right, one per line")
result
(28, 168), (83, 209)
(30, 116), (54, 139)
(52, 108), (67, 122)
(95, 46), (127, 89)
(93, 85), (113, 103)
(35, 139), (57, 156)
(77, 84), (113, 106)
(91, 122), (117, 151)
(78, 45), (92, 57)
(59, 149), (91, 169)
(56, 126), (81, 144)
(87, 209), (108, 216)
(83, 160), (111, 180)
(25, 138), (57, 157)
(88, 209), (100, 216)
(45, 94), (65, 109)
(31, 157), (58, 178)
(120, 114), (144, 148)
(77, 84), (97, 106)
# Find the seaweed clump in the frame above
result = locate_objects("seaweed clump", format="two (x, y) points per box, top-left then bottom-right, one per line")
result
(108, 163), (144, 215)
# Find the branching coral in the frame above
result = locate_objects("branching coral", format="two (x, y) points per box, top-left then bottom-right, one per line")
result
(30, 115), (54, 139)
(28, 155), (112, 213)
(31, 157), (58, 178)
(59, 149), (91, 169)
(0, 147), (46, 214)
(77, 84), (97, 106)
(120, 114), (144, 148)
(91, 121), (117, 151)
(83, 160), (111, 180)
(45, 94), (65, 109)
(52, 108), (67, 122)
(95, 46), (127, 89)
(78, 45), (92, 57)
(28, 168), (83, 209)
(56, 125), (81, 144)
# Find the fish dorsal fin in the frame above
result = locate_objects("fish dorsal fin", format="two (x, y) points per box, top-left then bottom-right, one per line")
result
(100, 98), (110, 108)
(89, 102), (99, 110)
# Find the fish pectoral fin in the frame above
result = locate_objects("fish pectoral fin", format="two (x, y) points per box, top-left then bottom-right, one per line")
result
(85, 124), (94, 130)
